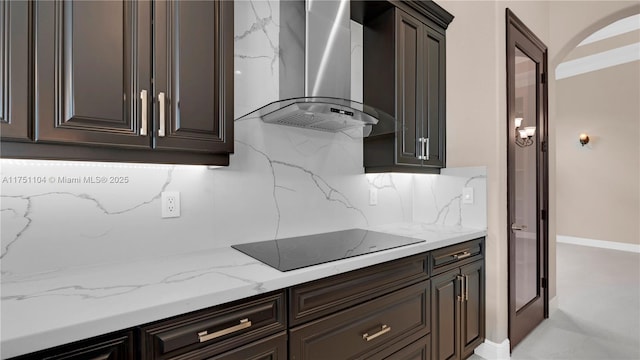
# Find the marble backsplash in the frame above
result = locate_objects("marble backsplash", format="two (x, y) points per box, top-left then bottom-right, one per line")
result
(0, 1), (487, 278)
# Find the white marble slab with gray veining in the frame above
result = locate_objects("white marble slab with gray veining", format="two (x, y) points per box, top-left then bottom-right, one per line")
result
(0, 223), (485, 359)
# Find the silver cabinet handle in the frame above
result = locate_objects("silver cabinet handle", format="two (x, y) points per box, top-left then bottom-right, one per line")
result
(424, 137), (430, 160)
(158, 92), (166, 137)
(511, 224), (527, 231)
(453, 251), (471, 260)
(417, 138), (424, 160)
(363, 324), (391, 342)
(197, 318), (251, 343)
(465, 274), (469, 301)
(457, 275), (464, 302)
(140, 90), (148, 136)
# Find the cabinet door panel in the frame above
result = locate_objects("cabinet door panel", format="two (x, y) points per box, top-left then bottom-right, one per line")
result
(395, 10), (422, 166)
(461, 261), (485, 359)
(35, 0), (150, 147)
(423, 27), (445, 168)
(1, 0), (30, 140)
(431, 269), (460, 360)
(155, 0), (233, 153)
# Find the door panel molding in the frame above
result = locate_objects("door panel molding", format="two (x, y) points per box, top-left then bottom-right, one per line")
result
(34, 0), (150, 147)
(155, 0), (234, 152)
(1, 1), (7, 125)
(55, 1), (134, 131)
(1, 0), (31, 140)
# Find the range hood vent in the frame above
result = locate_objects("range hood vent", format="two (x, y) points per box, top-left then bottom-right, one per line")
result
(235, 0), (395, 135)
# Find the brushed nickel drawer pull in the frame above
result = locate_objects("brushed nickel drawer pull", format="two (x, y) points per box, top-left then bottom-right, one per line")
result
(197, 318), (251, 343)
(453, 251), (471, 260)
(140, 90), (148, 136)
(158, 92), (166, 137)
(363, 324), (391, 342)
(465, 274), (469, 301)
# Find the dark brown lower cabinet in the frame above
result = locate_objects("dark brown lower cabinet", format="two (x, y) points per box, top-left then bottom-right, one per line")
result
(460, 261), (485, 359)
(289, 281), (430, 360)
(139, 291), (286, 360)
(8, 238), (485, 360)
(384, 335), (431, 360)
(431, 260), (485, 360)
(207, 332), (287, 360)
(11, 331), (134, 360)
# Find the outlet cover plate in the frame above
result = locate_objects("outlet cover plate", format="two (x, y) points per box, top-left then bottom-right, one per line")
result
(161, 191), (181, 218)
(462, 187), (474, 205)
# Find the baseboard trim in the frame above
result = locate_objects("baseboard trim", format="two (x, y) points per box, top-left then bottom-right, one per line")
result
(474, 338), (510, 360)
(549, 295), (559, 315)
(557, 235), (640, 253)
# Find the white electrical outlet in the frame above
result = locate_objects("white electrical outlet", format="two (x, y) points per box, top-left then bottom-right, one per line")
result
(369, 188), (378, 206)
(462, 187), (474, 205)
(161, 191), (181, 218)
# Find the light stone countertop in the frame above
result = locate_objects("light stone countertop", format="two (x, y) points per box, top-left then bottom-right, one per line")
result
(0, 223), (486, 359)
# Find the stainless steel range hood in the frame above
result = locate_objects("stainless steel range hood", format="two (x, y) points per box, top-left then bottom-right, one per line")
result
(235, 0), (394, 134)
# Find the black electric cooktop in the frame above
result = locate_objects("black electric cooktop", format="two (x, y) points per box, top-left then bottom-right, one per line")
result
(232, 228), (425, 272)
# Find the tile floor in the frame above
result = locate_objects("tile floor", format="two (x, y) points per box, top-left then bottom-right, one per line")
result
(473, 242), (640, 359)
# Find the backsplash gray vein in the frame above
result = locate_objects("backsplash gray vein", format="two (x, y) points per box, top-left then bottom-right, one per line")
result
(0, 2), (486, 279)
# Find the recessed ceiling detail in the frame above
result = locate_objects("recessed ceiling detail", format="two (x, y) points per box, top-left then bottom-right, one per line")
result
(556, 42), (639, 80)
(578, 14), (640, 46)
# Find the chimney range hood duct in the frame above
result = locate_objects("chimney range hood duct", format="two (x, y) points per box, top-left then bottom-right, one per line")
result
(235, 0), (394, 134)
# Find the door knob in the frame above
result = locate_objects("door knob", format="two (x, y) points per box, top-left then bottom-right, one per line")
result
(511, 224), (527, 231)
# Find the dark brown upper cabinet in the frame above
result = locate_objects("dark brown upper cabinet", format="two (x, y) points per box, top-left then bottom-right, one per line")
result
(1, 0), (30, 141)
(34, 0), (151, 148)
(1, 0), (233, 165)
(362, 2), (452, 173)
(153, 0), (233, 153)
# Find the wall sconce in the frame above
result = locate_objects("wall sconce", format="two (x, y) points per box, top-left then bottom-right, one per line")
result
(515, 117), (536, 147)
(579, 133), (590, 146)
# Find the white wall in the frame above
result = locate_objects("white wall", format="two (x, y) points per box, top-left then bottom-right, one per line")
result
(551, 3), (640, 248)
(438, 0), (550, 344)
(439, 0), (638, 347)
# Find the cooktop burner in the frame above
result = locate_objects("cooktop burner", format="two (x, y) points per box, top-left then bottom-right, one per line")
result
(232, 228), (424, 272)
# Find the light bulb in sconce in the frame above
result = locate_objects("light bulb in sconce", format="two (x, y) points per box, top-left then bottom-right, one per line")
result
(515, 117), (523, 128)
(579, 133), (590, 146)
(524, 126), (536, 137)
(518, 129), (528, 139)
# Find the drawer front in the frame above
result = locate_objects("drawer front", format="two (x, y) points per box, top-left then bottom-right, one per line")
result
(431, 239), (483, 275)
(289, 281), (430, 360)
(140, 291), (286, 359)
(368, 332), (431, 360)
(194, 332), (286, 360)
(289, 254), (429, 326)
(383, 334), (431, 360)
(11, 331), (134, 360)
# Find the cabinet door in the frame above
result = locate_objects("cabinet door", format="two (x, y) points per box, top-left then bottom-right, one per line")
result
(395, 9), (423, 166)
(1, 0), (30, 140)
(154, 0), (233, 153)
(460, 261), (485, 359)
(431, 269), (461, 360)
(34, 0), (151, 147)
(422, 25), (445, 168)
